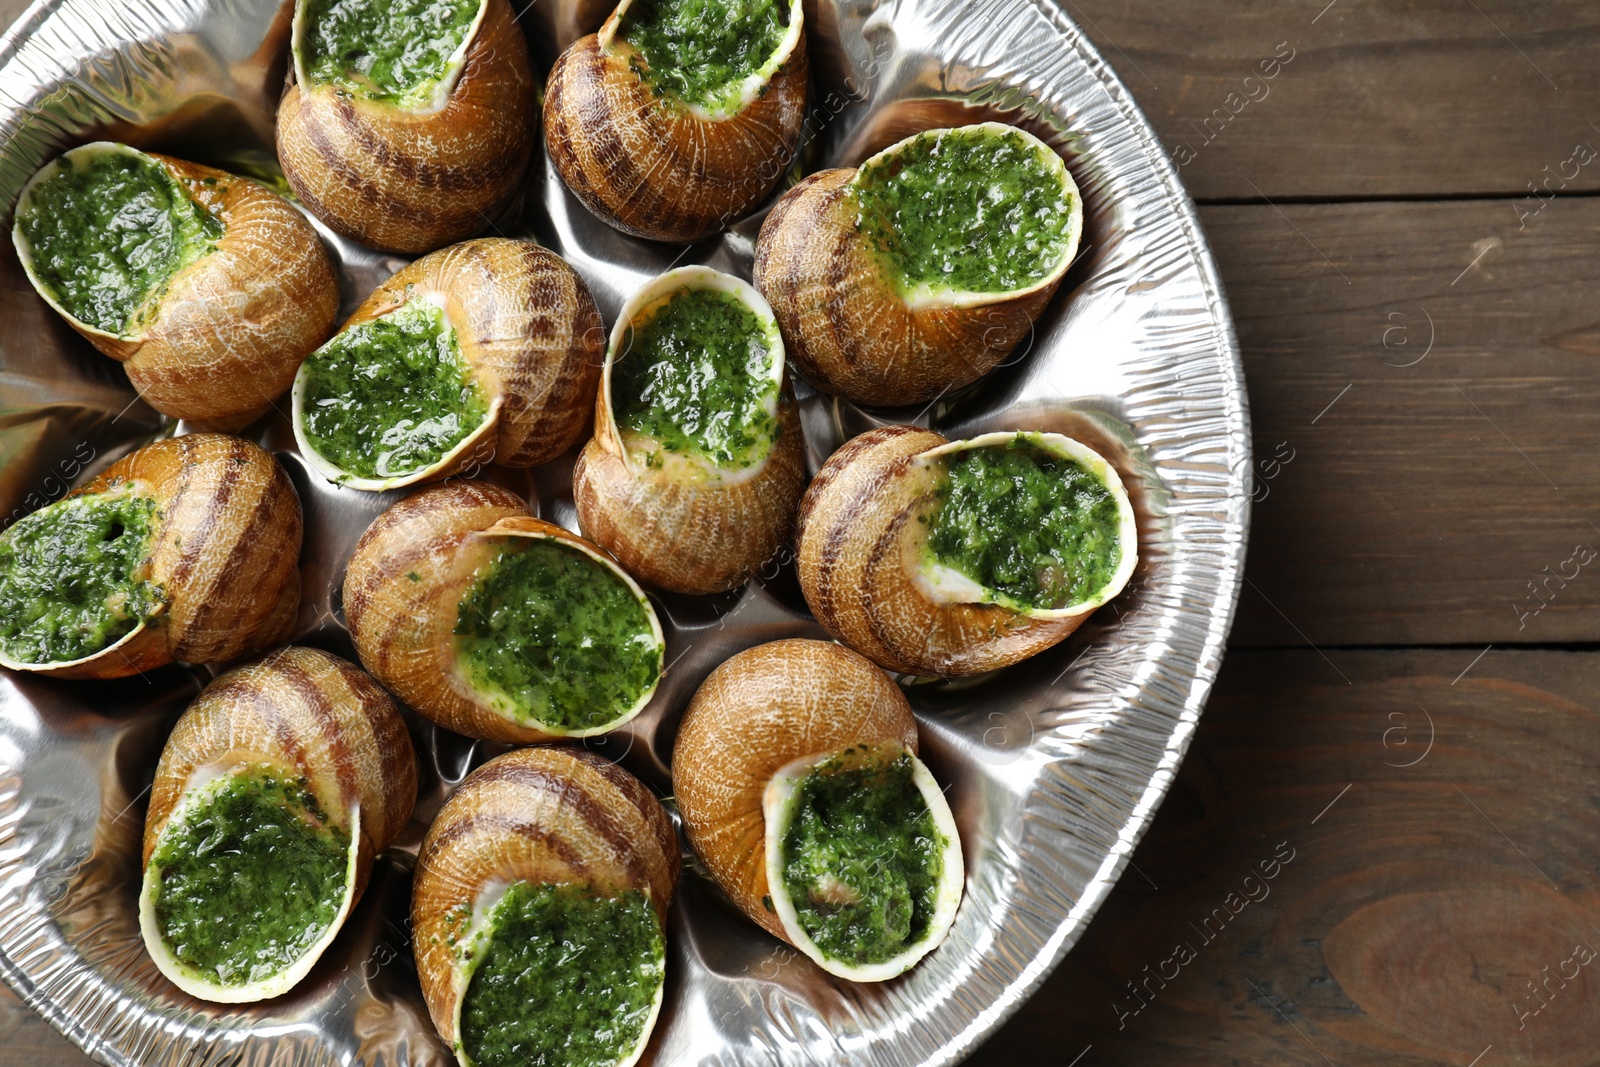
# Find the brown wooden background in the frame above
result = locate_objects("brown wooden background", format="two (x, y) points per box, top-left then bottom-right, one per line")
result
(3, 0), (1598, 1064)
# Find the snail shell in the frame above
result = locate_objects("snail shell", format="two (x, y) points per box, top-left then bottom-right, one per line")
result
(138, 646), (418, 1002)
(0, 433), (302, 679)
(292, 238), (604, 491)
(673, 639), (964, 981)
(573, 266), (808, 594)
(11, 142), (338, 430)
(796, 426), (1138, 677)
(543, 0), (807, 241)
(753, 122), (1084, 406)
(276, 0), (536, 254)
(413, 746), (679, 1066)
(344, 480), (663, 743)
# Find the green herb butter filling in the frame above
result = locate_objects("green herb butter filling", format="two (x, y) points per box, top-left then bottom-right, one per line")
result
(460, 882), (664, 1067)
(300, 298), (488, 481)
(299, 0), (485, 107)
(454, 538), (661, 731)
(0, 491), (162, 665)
(925, 436), (1122, 612)
(16, 150), (223, 336)
(851, 127), (1076, 296)
(611, 287), (780, 470)
(779, 750), (945, 967)
(151, 765), (352, 987)
(615, 0), (790, 111)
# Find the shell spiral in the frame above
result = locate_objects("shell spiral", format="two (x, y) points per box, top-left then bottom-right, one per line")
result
(543, 14), (807, 241)
(412, 746), (679, 1053)
(293, 238), (605, 489)
(344, 479), (661, 743)
(139, 646), (418, 1001)
(12, 147), (339, 430)
(796, 425), (1099, 676)
(11, 433), (303, 679)
(276, 0), (537, 254)
(753, 161), (1069, 406)
(672, 639), (920, 943)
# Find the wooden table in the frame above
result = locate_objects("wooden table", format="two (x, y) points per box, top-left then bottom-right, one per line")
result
(3, 0), (1598, 1064)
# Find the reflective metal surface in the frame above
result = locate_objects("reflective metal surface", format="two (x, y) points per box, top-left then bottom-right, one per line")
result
(0, 0), (1249, 1060)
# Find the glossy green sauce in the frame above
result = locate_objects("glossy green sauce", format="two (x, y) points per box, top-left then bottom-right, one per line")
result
(0, 491), (162, 665)
(925, 436), (1122, 611)
(151, 765), (351, 986)
(454, 538), (661, 730)
(300, 298), (488, 480)
(852, 127), (1075, 295)
(300, 0), (484, 107)
(460, 882), (664, 1067)
(779, 750), (944, 967)
(616, 0), (789, 110)
(611, 287), (779, 469)
(17, 150), (222, 335)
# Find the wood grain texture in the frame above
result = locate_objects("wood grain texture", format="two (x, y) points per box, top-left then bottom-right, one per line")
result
(1068, 0), (1600, 200)
(1212, 196), (1600, 647)
(971, 649), (1600, 1067)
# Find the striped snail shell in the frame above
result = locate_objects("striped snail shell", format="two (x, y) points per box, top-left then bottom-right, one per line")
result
(138, 646), (418, 1002)
(753, 122), (1084, 406)
(413, 746), (679, 1067)
(796, 426), (1138, 677)
(11, 142), (338, 430)
(572, 267), (808, 595)
(344, 480), (664, 743)
(673, 639), (964, 981)
(543, 0), (807, 241)
(0, 433), (302, 680)
(292, 238), (604, 492)
(276, 0), (537, 254)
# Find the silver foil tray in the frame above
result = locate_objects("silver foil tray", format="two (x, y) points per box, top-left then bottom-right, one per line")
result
(0, 0), (1249, 1061)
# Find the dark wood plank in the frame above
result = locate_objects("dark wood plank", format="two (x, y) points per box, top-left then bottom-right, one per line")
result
(1212, 195), (1600, 648)
(972, 648), (1600, 1067)
(1068, 0), (1600, 200)
(0, 984), (90, 1066)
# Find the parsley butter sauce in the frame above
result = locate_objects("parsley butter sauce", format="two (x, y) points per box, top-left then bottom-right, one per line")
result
(151, 765), (351, 987)
(16, 149), (221, 336)
(0, 491), (161, 665)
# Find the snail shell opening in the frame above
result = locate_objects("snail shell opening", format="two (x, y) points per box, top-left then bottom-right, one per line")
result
(292, 239), (603, 492)
(12, 142), (339, 429)
(137, 647), (417, 1003)
(762, 742), (965, 981)
(754, 122), (1084, 406)
(0, 434), (303, 680)
(796, 426), (1138, 676)
(543, 0), (807, 242)
(575, 265), (808, 595)
(278, 0), (537, 254)
(413, 747), (679, 1066)
(345, 480), (664, 743)
(138, 778), (364, 1003)
(673, 639), (964, 979)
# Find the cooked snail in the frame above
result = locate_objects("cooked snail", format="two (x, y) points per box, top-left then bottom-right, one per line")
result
(345, 480), (663, 743)
(573, 266), (807, 594)
(138, 646), (418, 1002)
(796, 426), (1137, 676)
(292, 238), (604, 491)
(674, 639), (963, 981)
(0, 434), (302, 680)
(11, 142), (339, 429)
(276, 0), (536, 254)
(754, 122), (1083, 406)
(413, 747), (679, 1067)
(544, 0), (806, 241)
